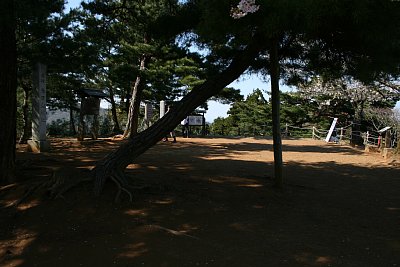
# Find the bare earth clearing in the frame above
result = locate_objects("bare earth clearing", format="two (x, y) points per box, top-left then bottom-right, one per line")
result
(1, 137), (399, 267)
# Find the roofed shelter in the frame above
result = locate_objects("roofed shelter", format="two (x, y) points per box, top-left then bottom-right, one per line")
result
(76, 89), (108, 141)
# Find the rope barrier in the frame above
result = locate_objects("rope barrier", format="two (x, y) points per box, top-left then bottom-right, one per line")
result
(287, 125), (314, 130)
(313, 133), (323, 140)
(340, 123), (354, 129)
(279, 124), (397, 149)
(314, 128), (328, 135)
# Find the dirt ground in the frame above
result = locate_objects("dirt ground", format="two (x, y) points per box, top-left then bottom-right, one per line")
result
(1, 137), (399, 267)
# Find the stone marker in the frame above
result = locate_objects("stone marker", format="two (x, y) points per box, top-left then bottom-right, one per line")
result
(28, 63), (51, 152)
(160, 100), (166, 118)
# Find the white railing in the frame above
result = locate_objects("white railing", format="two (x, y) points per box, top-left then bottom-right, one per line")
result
(364, 131), (381, 147)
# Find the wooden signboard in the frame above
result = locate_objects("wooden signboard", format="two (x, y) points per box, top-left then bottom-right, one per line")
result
(81, 97), (100, 115)
(188, 115), (203, 126)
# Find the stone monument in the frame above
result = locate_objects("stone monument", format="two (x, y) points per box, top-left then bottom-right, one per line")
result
(160, 100), (166, 118)
(144, 103), (153, 128)
(28, 63), (51, 152)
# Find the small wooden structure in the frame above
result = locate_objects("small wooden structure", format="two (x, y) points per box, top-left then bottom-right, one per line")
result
(378, 126), (392, 148)
(77, 89), (108, 141)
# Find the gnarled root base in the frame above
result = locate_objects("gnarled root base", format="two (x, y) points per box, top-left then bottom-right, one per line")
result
(46, 169), (94, 200)
(1, 167), (94, 209)
(93, 167), (134, 202)
(2, 167), (137, 209)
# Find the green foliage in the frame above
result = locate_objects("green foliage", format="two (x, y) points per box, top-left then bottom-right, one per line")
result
(211, 87), (244, 104)
(177, 0), (400, 85)
(99, 115), (113, 136)
(48, 119), (70, 136)
(210, 89), (348, 137)
(210, 89), (271, 136)
(210, 116), (239, 136)
(72, 0), (208, 114)
(280, 92), (314, 127)
(16, 88), (26, 138)
(16, 0), (66, 83)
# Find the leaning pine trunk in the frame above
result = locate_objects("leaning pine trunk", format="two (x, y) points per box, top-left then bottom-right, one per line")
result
(92, 34), (267, 196)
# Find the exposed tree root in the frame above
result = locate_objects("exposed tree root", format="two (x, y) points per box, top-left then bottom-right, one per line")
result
(46, 172), (94, 200)
(3, 159), (141, 207)
(93, 166), (107, 197)
(110, 176), (132, 202)
(0, 183), (19, 193)
(110, 168), (136, 202)
(1, 167), (94, 209)
(6, 182), (43, 208)
(92, 162), (137, 202)
(149, 224), (200, 240)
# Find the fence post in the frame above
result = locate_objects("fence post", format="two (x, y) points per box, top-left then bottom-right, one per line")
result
(339, 127), (343, 143)
(349, 124), (353, 146)
(365, 131), (369, 146)
(312, 126), (315, 139)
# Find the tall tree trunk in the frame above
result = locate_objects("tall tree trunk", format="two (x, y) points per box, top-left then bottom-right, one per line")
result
(69, 105), (77, 136)
(91, 115), (99, 140)
(0, 0), (17, 184)
(78, 110), (85, 141)
(351, 102), (365, 146)
(124, 93), (130, 115)
(19, 84), (32, 144)
(108, 86), (121, 134)
(123, 55), (147, 138)
(92, 34), (267, 196)
(270, 37), (283, 189)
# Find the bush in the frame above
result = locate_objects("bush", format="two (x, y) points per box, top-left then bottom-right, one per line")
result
(47, 119), (70, 136)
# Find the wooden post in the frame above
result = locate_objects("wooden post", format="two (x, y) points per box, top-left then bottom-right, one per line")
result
(339, 127), (343, 143)
(312, 126), (315, 139)
(285, 123), (288, 137)
(91, 114), (99, 140)
(78, 111), (85, 141)
(385, 130), (391, 148)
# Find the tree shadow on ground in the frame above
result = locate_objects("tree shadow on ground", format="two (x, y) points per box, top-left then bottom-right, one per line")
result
(175, 138), (364, 156)
(1, 138), (399, 266)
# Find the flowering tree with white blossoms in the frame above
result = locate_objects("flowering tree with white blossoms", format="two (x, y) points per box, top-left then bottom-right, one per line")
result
(231, 0), (260, 19)
(298, 77), (396, 120)
(298, 76), (399, 144)
(364, 107), (399, 132)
